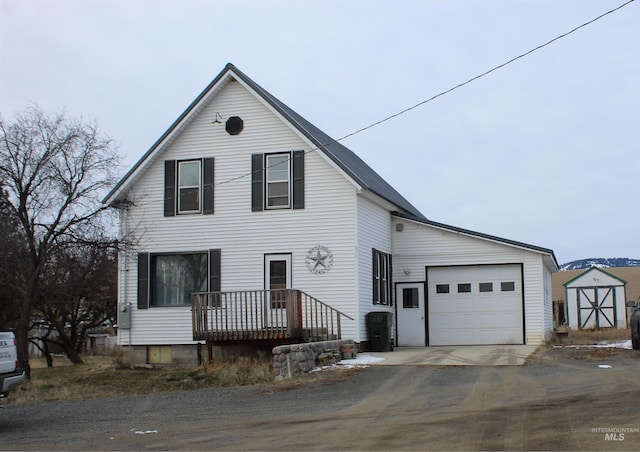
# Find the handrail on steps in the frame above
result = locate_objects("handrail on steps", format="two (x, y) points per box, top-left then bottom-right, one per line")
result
(192, 289), (353, 343)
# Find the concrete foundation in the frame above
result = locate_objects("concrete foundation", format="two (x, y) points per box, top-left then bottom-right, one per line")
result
(122, 344), (200, 367)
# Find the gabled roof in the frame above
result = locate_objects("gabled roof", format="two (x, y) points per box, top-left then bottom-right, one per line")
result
(103, 63), (426, 220)
(392, 211), (560, 271)
(562, 266), (627, 287)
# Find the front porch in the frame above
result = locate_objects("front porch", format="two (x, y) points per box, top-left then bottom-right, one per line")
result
(192, 289), (353, 345)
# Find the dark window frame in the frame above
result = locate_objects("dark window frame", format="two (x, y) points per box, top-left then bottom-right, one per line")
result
(457, 283), (472, 293)
(150, 252), (208, 307)
(137, 249), (221, 309)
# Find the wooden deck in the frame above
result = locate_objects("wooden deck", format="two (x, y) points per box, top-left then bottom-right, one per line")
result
(192, 289), (352, 344)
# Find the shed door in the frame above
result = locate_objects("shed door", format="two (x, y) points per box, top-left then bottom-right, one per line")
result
(577, 287), (616, 329)
(427, 265), (524, 345)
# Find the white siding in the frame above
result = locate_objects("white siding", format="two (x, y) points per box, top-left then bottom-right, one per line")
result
(522, 252), (547, 344)
(356, 196), (393, 342)
(119, 80), (360, 345)
(392, 219), (526, 277)
(392, 218), (552, 345)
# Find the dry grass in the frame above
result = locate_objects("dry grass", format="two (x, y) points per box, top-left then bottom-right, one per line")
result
(548, 327), (631, 346)
(12, 329), (630, 407)
(10, 354), (275, 407)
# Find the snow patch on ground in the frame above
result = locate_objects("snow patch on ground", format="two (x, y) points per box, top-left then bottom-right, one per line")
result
(339, 354), (385, 366)
(553, 340), (632, 350)
(310, 354), (385, 373)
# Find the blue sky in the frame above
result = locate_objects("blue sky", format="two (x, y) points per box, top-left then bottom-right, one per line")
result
(1, 0), (638, 264)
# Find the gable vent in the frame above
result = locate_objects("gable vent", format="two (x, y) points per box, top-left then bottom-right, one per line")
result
(225, 116), (244, 135)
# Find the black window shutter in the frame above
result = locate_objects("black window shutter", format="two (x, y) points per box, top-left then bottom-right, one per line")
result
(292, 150), (305, 210)
(251, 154), (263, 211)
(372, 250), (379, 304)
(202, 157), (214, 215)
(137, 252), (150, 309)
(209, 249), (221, 292)
(388, 254), (393, 306)
(164, 160), (176, 217)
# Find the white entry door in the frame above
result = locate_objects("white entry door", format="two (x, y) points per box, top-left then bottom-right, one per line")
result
(396, 282), (426, 346)
(265, 254), (292, 327)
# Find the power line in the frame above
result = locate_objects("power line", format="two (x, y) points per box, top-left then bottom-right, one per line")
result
(216, 0), (635, 187)
(333, 0), (635, 144)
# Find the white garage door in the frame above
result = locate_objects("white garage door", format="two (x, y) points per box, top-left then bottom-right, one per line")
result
(427, 265), (523, 345)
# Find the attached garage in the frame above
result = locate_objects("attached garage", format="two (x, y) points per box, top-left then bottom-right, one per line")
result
(391, 214), (558, 346)
(427, 265), (524, 345)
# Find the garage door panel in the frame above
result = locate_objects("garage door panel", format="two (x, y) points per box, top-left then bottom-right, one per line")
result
(427, 265), (523, 345)
(430, 327), (523, 346)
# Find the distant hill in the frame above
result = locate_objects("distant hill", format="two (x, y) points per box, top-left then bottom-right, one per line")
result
(560, 258), (640, 271)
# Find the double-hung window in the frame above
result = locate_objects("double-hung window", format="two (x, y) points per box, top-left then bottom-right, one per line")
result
(251, 151), (304, 211)
(373, 249), (392, 305)
(178, 160), (201, 213)
(265, 154), (291, 208)
(164, 158), (214, 216)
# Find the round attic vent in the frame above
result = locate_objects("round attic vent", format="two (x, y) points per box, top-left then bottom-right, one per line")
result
(225, 116), (244, 135)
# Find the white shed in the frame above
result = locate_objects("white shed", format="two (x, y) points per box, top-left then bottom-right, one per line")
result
(564, 267), (627, 330)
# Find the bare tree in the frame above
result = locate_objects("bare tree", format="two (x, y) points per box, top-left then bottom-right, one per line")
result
(35, 245), (117, 364)
(0, 187), (27, 329)
(0, 104), (122, 375)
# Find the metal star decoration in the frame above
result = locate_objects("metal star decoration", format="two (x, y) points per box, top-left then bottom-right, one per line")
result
(306, 245), (333, 273)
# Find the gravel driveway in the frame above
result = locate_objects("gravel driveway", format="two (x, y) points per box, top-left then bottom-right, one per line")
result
(2, 347), (639, 450)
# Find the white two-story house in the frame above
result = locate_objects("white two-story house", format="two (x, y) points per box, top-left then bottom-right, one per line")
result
(103, 64), (558, 366)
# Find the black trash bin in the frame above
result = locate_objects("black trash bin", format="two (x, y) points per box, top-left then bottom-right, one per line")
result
(366, 311), (393, 352)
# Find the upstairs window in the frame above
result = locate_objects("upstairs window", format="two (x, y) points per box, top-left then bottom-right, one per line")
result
(178, 160), (201, 213)
(164, 158), (214, 216)
(266, 154), (290, 208)
(252, 151), (304, 211)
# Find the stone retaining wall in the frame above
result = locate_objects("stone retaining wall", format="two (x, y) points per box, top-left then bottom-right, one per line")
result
(272, 339), (356, 379)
